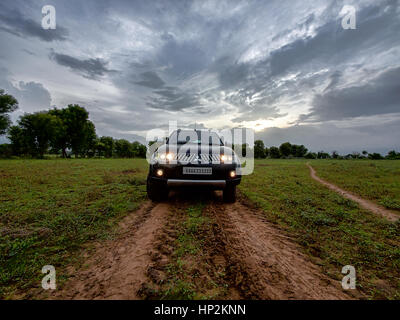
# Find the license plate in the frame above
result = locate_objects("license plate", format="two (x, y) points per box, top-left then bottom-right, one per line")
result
(183, 167), (212, 175)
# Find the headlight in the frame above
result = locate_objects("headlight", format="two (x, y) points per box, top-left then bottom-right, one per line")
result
(220, 154), (233, 162)
(157, 153), (174, 161)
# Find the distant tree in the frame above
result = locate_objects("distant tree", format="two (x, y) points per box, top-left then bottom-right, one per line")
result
(265, 147), (270, 158)
(254, 140), (266, 158)
(332, 151), (339, 159)
(291, 144), (308, 157)
(8, 125), (27, 156)
(362, 150), (368, 156)
(82, 121), (96, 157)
(115, 139), (133, 158)
(269, 146), (281, 159)
(386, 150), (400, 160)
(305, 152), (317, 159)
(279, 142), (292, 158)
(368, 152), (384, 160)
(61, 105), (92, 157)
(17, 112), (62, 158)
(131, 141), (146, 158)
(99, 136), (114, 158)
(0, 143), (12, 158)
(317, 151), (331, 159)
(0, 89), (18, 135)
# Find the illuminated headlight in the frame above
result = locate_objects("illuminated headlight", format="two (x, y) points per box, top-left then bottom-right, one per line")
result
(158, 153), (174, 161)
(156, 169), (164, 176)
(229, 170), (236, 178)
(220, 154), (233, 162)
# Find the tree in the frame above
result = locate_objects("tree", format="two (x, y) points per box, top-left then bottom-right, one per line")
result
(8, 125), (27, 156)
(48, 108), (68, 157)
(62, 104), (92, 157)
(305, 152), (317, 159)
(99, 136), (114, 158)
(386, 150), (400, 160)
(131, 141), (146, 158)
(291, 144), (308, 157)
(279, 142), (292, 158)
(317, 151), (331, 159)
(269, 146), (281, 159)
(0, 89), (18, 135)
(254, 140), (266, 158)
(368, 152), (383, 160)
(332, 151), (339, 159)
(17, 112), (62, 158)
(115, 139), (133, 158)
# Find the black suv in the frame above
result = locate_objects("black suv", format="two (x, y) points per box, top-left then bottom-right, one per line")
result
(147, 129), (241, 202)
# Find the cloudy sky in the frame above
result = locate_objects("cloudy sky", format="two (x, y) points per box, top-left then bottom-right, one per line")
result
(0, 0), (399, 153)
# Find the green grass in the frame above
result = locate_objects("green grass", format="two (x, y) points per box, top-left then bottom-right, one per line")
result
(239, 159), (400, 299)
(0, 158), (148, 298)
(311, 160), (400, 211)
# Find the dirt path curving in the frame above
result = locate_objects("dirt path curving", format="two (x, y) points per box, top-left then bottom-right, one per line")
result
(209, 200), (352, 300)
(307, 164), (399, 222)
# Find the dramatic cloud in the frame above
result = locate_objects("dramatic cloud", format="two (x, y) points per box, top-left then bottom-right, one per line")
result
(302, 67), (400, 121)
(49, 52), (114, 80)
(0, 0), (399, 152)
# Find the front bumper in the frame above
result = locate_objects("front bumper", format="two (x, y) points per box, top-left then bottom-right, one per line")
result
(167, 179), (227, 188)
(148, 162), (241, 189)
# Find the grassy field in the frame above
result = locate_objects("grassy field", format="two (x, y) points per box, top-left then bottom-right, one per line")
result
(239, 159), (400, 299)
(0, 159), (148, 298)
(1, 158), (400, 299)
(311, 160), (400, 211)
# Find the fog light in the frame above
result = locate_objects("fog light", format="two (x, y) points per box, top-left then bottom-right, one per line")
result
(156, 169), (164, 176)
(230, 170), (236, 178)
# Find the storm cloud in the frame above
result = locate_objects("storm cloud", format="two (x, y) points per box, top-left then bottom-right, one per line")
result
(0, 0), (399, 152)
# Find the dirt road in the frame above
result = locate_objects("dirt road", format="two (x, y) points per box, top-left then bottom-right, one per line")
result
(47, 190), (355, 300)
(307, 164), (399, 222)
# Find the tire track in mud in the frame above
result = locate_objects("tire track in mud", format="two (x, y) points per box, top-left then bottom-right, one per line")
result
(49, 190), (357, 300)
(207, 197), (354, 300)
(50, 201), (169, 299)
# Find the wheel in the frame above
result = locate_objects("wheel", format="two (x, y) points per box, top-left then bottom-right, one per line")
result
(147, 178), (169, 201)
(223, 184), (236, 203)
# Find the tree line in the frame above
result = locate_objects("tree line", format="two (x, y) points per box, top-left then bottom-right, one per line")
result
(0, 89), (146, 159)
(1, 88), (399, 160)
(253, 140), (400, 160)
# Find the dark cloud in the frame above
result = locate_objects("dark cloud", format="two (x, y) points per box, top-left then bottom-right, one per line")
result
(49, 52), (114, 80)
(267, 0), (400, 78)
(255, 118), (400, 154)
(302, 67), (400, 122)
(0, 5), (68, 42)
(147, 86), (202, 111)
(134, 71), (165, 89)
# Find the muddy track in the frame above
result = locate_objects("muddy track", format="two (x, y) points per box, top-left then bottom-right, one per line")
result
(50, 201), (169, 299)
(208, 198), (352, 300)
(307, 164), (399, 222)
(48, 190), (356, 300)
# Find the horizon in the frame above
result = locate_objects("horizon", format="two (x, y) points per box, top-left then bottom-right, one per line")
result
(0, 0), (399, 154)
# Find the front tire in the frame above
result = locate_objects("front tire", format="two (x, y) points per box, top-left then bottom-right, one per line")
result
(223, 184), (236, 203)
(147, 178), (169, 202)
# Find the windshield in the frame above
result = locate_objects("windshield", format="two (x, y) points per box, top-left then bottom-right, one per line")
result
(167, 130), (223, 146)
